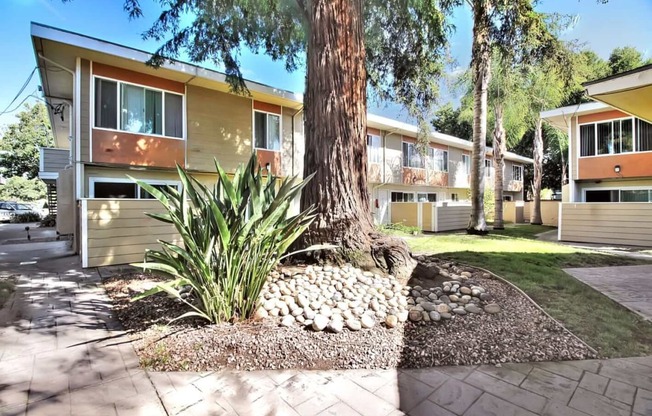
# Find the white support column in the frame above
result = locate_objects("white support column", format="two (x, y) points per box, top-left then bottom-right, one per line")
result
(81, 199), (88, 268)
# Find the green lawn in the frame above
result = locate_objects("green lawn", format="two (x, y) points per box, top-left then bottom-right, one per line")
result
(403, 224), (652, 358)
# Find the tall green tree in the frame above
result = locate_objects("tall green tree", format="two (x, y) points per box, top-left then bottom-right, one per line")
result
(0, 103), (53, 179)
(103, 0), (454, 276)
(608, 46), (648, 75)
(432, 103), (473, 140)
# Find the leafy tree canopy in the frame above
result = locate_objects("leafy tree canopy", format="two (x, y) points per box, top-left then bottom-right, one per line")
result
(0, 103), (53, 179)
(0, 176), (47, 202)
(118, 0), (454, 115)
(608, 46), (651, 76)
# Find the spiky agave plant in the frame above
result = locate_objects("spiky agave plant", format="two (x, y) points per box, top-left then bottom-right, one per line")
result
(131, 154), (325, 323)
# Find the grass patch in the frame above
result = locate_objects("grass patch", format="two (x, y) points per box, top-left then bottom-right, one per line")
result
(0, 278), (15, 309)
(407, 224), (652, 358)
(377, 223), (421, 237)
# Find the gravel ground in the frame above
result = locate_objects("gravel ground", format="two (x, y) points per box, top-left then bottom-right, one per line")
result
(103, 259), (596, 371)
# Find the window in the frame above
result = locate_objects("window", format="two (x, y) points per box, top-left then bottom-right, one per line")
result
(621, 189), (651, 202)
(95, 78), (117, 129)
(451, 193), (458, 202)
(580, 124), (596, 156)
(254, 111), (281, 151)
(637, 119), (652, 152)
(367, 134), (382, 163)
(503, 195), (512, 201)
(485, 159), (492, 177)
(585, 190), (619, 203)
(513, 165), (523, 181)
(402, 142), (425, 169)
(461, 154), (470, 175)
(417, 193), (437, 202)
(596, 119), (632, 155)
(94, 77), (183, 138)
(428, 148), (448, 172)
(91, 179), (180, 199)
(391, 192), (414, 202)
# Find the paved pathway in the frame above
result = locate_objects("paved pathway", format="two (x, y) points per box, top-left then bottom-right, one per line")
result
(565, 265), (652, 322)
(1, 241), (651, 415)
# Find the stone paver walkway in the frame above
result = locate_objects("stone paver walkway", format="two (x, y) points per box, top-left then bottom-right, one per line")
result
(565, 265), (652, 322)
(1, 241), (652, 416)
(149, 356), (652, 416)
(0, 241), (165, 415)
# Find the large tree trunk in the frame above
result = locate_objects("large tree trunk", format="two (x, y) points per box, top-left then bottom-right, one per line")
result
(493, 103), (506, 230)
(298, 0), (415, 278)
(467, 0), (491, 235)
(531, 118), (544, 225)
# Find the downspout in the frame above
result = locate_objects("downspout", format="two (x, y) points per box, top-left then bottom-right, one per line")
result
(291, 106), (303, 177)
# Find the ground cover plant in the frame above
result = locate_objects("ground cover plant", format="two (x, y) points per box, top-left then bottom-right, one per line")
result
(132, 154), (319, 324)
(406, 224), (652, 357)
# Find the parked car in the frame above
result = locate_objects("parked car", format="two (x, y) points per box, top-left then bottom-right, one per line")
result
(0, 202), (40, 222)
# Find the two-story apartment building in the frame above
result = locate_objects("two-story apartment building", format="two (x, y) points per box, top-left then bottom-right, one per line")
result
(34, 23), (530, 267)
(542, 67), (652, 246)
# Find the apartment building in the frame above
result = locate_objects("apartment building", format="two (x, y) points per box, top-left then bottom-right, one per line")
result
(34, 23), (531, 267)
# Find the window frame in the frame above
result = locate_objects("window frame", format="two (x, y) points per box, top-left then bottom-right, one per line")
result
(390, 191), (417, 203)
(485, 158), (492, 177)
(582, 186), (652, 203)
(402, 141), (426, 170)
(512, 165), (523, 182)
(88, 177), (181, 199)
(461, 154), (471, 175)
(92, 75), (185, 141)
(417, 192), (438, 202)
(367, 134), (382, 164)
(253, 109), (283, 152)
(578, 115), (652, 158)
(428, 148), (449, 173)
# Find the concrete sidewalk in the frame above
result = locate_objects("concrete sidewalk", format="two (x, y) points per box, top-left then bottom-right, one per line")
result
(1, 241), (651, 416)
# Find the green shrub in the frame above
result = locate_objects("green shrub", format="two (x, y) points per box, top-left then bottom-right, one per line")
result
(40, 214), (56, 227)
(0, 177), (47, 201)
(132, 154), (323, 323)
(484, 186), (495, 223)
(10, 212), (42, 223)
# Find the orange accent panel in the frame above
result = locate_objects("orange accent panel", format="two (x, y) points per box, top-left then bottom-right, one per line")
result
(253, 101), (282, 114)
(402, 167), (427, 185)
(257, 149), (282, 176)
(578, 153), (652, 180)
(402, 136), (417, 144)
(430, 143), (448, 151)
(93, 62), (185, 94)
(429, 172), (449, 187)
(367, 127), (381, 136)
(578, 109), (629, 124)
(92, 129), (184, 168)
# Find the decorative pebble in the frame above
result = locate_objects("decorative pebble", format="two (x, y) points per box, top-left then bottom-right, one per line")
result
(346, 319), (362, 331)
(312, 315), (329, 331)
(386, 315), (398, 328)
(484, 304), (501, 314)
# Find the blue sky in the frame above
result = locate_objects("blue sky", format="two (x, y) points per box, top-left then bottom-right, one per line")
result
(1, 0), (651, 128)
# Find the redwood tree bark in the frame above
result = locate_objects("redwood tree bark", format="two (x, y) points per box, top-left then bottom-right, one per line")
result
(493, 103), (506, 230)
(467, 0), (491, 235)
(531, 117), (544, 225)
(298, 0), (415, 277)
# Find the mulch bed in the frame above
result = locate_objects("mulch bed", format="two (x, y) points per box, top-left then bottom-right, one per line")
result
(102, 260), (597, 372)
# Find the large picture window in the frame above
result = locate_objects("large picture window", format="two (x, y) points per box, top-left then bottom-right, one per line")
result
(580, 117), (652, 157)
(94, 77), (183, 139)
(254, 111), (281, 151)
(367, 134), (382, 163)
(402, 142), (425, 169)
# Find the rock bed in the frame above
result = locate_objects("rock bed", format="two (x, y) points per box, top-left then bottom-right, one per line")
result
(256, 263), (501, 333)
(103, 257), (597, 372)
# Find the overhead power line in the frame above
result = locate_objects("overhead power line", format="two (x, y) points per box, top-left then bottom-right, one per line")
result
(0, 67), (38, 116)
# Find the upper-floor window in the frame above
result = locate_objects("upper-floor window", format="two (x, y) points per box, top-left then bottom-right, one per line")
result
(367, 134), (382, 164)
(513, 165), (523, 181)
(462, 154), (470, 175)
(485, 159), (492, 177)
(580, 117), (652, 157)
(428, 148), (448, 172)
(254, 111), (281, 151)
(94, 77), (183, 139)
(402, 142), (425, 169)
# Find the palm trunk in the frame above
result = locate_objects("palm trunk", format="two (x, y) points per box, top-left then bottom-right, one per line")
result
(467, 0), (491, 235)
(298, 0), (415, 277)
(531, 117), (543, 224)
(493, 103), (506, 229)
